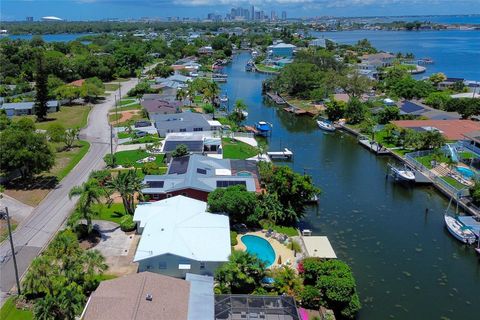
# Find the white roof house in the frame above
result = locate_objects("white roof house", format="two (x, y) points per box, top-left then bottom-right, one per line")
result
(301, 236), (337, 259)
(133, 196), (230, 264)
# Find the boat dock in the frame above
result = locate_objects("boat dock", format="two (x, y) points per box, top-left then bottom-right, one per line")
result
(267, 148), (293, 160)
(283, 107), (308, 115)
(358, 138), (390, 155)
(266, 92), (286, 104)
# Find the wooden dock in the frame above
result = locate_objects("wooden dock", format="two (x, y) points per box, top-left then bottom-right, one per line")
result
(283, 107), (308, 115)
(358, 138), (390, 155)
(267, 148), (293, 160)
(266, 92), (286, 105)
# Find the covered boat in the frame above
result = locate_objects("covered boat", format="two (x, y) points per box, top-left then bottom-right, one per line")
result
(255, 121), (272, 136)
(444, 215), (477, 244)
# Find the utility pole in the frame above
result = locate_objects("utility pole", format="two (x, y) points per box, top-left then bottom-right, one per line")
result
(110, 124), (114, 157)
(4, 207), (21, 295)
(114, 94), (119, 126)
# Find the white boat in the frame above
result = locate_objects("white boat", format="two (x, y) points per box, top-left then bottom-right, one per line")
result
(317, 120), (336, 132)
(220, 95), (228, 103)
(391, 166), (416, 182)
(444, 215), (477, 245)
(241, 110), (248, 118)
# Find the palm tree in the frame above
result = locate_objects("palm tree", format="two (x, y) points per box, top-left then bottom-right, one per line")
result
(203, 81), (220, 119)
(83, 250), (108, 276)
(23, 255), (57, 297)
(69, 179), (104, 233)
(108, 170), (146, 215)
(176, 88), (187, 104)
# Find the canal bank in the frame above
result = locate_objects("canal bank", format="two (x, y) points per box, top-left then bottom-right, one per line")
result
(220, 52), (480, 320)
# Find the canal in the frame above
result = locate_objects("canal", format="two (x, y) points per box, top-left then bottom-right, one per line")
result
(221, 52), (480, 320)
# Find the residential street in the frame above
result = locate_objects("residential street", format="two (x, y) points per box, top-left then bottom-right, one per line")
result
(0, 78), (138, 302)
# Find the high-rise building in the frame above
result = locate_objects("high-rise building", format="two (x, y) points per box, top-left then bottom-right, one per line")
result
(271, 11), (276, 21)
(281, 11), (287, 20)
(26, 16), (34, 22)
(251, 5), (255, 20)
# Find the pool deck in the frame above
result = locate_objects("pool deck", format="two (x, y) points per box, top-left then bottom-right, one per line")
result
(234, 231), (296, 268)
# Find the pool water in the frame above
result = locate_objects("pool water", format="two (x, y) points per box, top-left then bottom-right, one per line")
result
(456, 166), (475, 179)
(241, 235), (276, 267)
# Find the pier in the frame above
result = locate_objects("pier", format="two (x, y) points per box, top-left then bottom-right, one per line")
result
(358, 137), (390, 155)
(266, 92), (286, 104)
(267, 148), (293, 160)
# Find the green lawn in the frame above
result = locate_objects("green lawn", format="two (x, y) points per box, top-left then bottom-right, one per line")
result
(0, 221), (17, 243)
(256, 64), (280, 73)
(92, 203), (126, 224)
(0, 297), (33, 320)
(115, 104), (143, 112)
(222, 138), (258, 159)
(120, 99), (136, 106)
(104, 83), (120, 91)
(270, 225), (299, 237)
(32, 105), (92, 130)
(114, 150), (165, 168)
(416, 153), (449, 169)
(117, 132), (134, 139)
(441, 176), (467, 190)
(459, 151), (477, 160)
(373, 129), (398, 148)
(125, 135), (162, 145)
(52, 140), (90, 180)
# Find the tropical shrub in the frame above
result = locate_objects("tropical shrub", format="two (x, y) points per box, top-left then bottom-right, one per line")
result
(120, 215), (136, 232)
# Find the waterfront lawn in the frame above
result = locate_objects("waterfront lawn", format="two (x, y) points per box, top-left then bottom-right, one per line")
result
(114, 150), (165, 168)
(416, 153), (449, 169)
(271, 225), (299, 237)
(32, 105), (92, 130)
(92, 203), (126, 224)
(373, 129), (398, 149)
(0, 297), (33, 320)
(256, 64), (280, 73)
(222, 138), (258, 159)
(441, 176), (467, 190)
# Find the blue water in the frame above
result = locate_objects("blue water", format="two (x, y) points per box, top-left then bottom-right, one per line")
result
(241, 235), (276, 267)
(312, 30), (480, 80)
(456, 166), (475, 179)
(221, 52), (480, 320)
(7, 33), (94, 42)
(372, 15), (480, 25)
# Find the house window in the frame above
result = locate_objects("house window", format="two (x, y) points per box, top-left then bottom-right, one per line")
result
(158, 261), (167, 269)
(152, 194), (160, 200)
(193, 128), (203, 132)
(200, 262), (206, 269)
(182, 192), (187, 196)
(179, 128), (187, 132)
(167, 194), (172, 198)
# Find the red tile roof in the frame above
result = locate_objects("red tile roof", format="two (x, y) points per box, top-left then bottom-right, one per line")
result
(392, 120), (480, 140)
(69, 79), (85, 87)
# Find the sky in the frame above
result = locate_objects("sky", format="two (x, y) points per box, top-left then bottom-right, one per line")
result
(1, 0), (480, 21)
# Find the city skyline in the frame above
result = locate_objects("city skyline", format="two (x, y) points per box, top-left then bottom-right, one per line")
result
(1, 0), (480, 21)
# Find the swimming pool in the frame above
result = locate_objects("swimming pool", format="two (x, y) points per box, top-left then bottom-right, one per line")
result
(236, 171), (252, 177)
(241, 235), (276, 267)
(456, 166), (476, 179)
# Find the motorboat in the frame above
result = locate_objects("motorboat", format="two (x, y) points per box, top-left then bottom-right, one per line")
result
(444, 215), (477, 245)
(241, 110), (248, 118)
(255, 121), (272, 136)
(220, 95), (228, 103)
(316, 119), (336, 132)
(390, 165), (416, 182)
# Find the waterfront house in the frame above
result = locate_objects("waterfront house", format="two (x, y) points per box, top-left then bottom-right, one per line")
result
(461, 130), (480, 155)
(154, 74), (191, 89)
(360, 52), (395, 67)
(267, 43), (297, 58)
(81, 272), (214, 320)
(142, 154), (258, 201)
(198, 46), (214, 55)
(215, 294), (301, 320)
(437, 77), (465, 90)
(151, 112), (221, 137)
(392, 120), (480, 140)
(142, 88), (178, 103)
(133, 196), (231, 278)
(0, 100), (59, 117)
(141, 99), (181, 116)
(162, 132), (222, 157)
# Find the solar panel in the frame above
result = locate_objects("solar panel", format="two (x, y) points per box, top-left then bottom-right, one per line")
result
(216, 180), (246, 188)
(163, 140), (204, 152)
(401, 101), (424, 114)
(148, 181), (164, 188)
(168, 156), (190, 174)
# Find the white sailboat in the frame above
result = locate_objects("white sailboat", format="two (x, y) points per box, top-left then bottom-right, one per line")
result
(444, 215), (477, 244)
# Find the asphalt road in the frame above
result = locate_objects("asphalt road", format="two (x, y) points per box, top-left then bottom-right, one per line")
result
(0, 78), (138, 301)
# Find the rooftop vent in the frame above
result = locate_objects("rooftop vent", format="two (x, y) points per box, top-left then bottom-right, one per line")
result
(146, 294), (153, 301)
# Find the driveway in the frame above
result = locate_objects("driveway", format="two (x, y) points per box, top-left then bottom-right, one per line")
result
(0, 78), (138, 303)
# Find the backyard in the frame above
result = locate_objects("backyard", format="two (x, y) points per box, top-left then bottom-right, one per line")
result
(0, 298), (33, 320)
(222, 138), (258, 159)
(15, 105), (92, 130)
(114, 150), (165, 169)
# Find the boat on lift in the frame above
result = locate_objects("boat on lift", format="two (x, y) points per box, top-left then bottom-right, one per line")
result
(316, 119), (336, 132)
(390, 165), (416, 182)
(444, 215), (477, 244)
